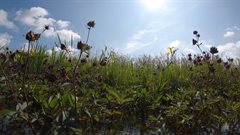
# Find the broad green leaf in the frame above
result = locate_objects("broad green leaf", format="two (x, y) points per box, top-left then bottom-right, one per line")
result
(0, 109), (15, 117)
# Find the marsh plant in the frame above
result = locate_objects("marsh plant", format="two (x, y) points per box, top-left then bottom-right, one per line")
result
(0, 22), (240, 135)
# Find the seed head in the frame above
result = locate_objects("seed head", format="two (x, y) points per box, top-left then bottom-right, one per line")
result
(228, 58), (234, 63)
(87, 21), (96, 28)
(100, 57), (108, 66)
(192, 39), (198, 45)
(217, 58), (222, 64)
(81, 59), (87, 64)
(193, 31), (198, 35)
(210, 47), (218, 54)
(34, 33), (41, 41)
(77, 41), (84, 50)
(26, 31), (35, 41)
(208, 65), (215, 73)
(60, 44), (67, 50)
(44, 25), (49, 30)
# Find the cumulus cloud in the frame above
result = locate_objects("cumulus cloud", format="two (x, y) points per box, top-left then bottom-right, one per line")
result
(0, 9), (17, 30)
(0, 33), (12, 48)
(168, 40), (180, 48)
(15, 7), (80, 41)
(57, 20), (70, 29)
(45, 45), (88, 59)
(223, 31), (234, 37)
(44, 27), (80, 40)
(217, 41), (240, 58)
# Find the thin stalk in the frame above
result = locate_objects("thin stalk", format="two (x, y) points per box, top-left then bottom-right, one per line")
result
(72, 50), (83, 119)
(72, 27), (92, 120)
(86, 28), (91, 43)
(197, 44), (203, 54)
(21, 41), (36, 135)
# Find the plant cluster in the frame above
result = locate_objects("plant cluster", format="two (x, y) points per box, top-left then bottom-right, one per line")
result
(0, 25), (240, 135)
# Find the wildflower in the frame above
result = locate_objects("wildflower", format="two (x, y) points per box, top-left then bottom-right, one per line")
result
(44, 25), (49, 30)
(81, 58), (87, 64)
(77, 41), (84, 50)
(92, 62), (97, 67)
(87, 21), (96, 28)
(210, 47), (218, 54)
(34, 33), (41, 41)
(100, 57), (108, 66)
(96, 75), (103, 82)
(192, 39), (198, 45)
(217, 58), (222, 64)
(26, 31), (35, 41)
(224, 62), (230, 69)
(188, 54), (192, 61)
(59, 68), (67, 79)
(196, 56), (201, 62)
(193, 30), (198, 35)
(77, 41), (91, 52)
(193, 59), (198, 65)
(60, 44), (67, 50)
(228, 58), (234, 63)
(204, 53), (211, 61)
(208, 64), (215, 73)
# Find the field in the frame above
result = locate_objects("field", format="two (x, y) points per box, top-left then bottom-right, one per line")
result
(0, 22), (240, 135)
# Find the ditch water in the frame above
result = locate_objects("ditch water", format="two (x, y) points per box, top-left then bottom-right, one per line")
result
(0, 121), (239, 135)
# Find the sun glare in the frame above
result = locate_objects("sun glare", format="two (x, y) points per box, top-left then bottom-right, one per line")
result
(142, 0), (167, 11)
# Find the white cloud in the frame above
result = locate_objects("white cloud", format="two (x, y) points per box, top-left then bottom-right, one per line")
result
(57, 20), (70, 29)
(223, 31), (234, 37)
(233, 26), (240, 31)
(121, 21), (175, 55)
(0, 33), (12, 48)
(0, 9), (17, 30)
(45, 46), (87, 59)
(226, 26), (240, 31)
(44, 27), (80, 41)
(217, 41), (240, 58)
(15, 7), (80, 41)
(168, 40), (180, 48)
(15, 7), (49, 28)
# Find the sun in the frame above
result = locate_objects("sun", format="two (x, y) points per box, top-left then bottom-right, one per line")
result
(142, 0), (167, 11)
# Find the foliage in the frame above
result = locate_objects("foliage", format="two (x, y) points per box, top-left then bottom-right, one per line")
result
(0, 26), (240, 135)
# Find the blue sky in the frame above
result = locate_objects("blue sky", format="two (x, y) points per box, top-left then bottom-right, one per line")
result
(1, 0), (240, 58)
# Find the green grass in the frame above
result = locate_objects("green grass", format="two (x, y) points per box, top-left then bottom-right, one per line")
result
(0, 25), (240, 134)
(0, 46), (240, 135)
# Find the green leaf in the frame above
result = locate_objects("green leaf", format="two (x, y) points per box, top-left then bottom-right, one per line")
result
(0, 109), (15, 117)
(70, 127), (82, 135)
(49, 97), (58, 108)
(121, 98), (133, 104)
(62, 92), (74, 107)
(107, 88), (121, 103)
(16, 102), (28, 111)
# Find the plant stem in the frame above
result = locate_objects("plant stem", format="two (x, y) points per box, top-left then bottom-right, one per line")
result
(72, 50), (83, 119)
(197, 44), (203, 54)
(86, 28), (91, 43)
(72, 27), (91, 120)
(21, 41), (36, 135)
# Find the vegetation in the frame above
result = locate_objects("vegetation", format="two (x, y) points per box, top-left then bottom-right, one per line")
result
(0, 22), (240, 135)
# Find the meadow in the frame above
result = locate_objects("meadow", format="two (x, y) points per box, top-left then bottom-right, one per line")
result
(0, 21), (240, 135)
